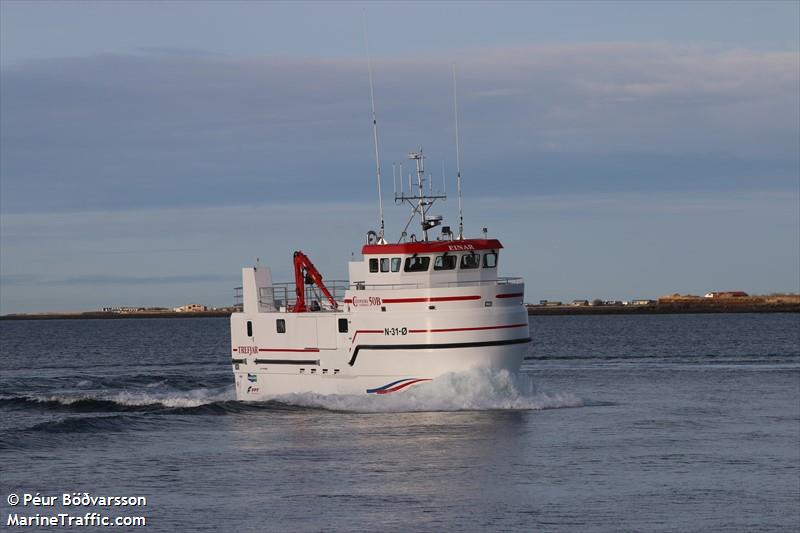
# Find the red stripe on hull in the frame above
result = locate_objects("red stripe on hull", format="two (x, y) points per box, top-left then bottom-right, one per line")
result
(349, 323), (528, 350)
(258, 348), (320, 353)
(382, 295), (481, 304)
(496, 293), (524, 299)
(376, 378), (432, 394)
(408, 323), (528, 334)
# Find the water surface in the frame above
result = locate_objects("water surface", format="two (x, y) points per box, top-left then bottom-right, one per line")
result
(1, 314), (798, 531)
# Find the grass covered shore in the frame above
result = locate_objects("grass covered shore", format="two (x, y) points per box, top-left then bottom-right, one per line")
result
(525, 303), (800, 315)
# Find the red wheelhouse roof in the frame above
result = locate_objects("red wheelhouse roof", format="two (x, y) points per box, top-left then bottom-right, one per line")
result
(362, 238), (503, 255)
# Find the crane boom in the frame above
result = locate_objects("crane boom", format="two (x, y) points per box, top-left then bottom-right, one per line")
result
(291, 251), (337, 312)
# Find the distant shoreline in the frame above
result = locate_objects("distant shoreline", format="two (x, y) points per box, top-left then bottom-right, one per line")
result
(1, 304), (798, 320)
(0, 311), (233, 320)
(525, 303), (800, 315)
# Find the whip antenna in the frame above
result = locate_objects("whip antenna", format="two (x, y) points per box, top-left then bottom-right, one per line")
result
(453, 64), (464, 239)
(363, 14), (385, 242)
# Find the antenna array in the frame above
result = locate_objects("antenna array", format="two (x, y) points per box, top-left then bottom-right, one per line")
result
(361, 30), (469, 244)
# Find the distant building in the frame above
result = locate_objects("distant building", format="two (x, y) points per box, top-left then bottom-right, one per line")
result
(102, 306), (170, 313)
(102, 306), (143, 313)
(704, 291), (749, 298)
(174, 303), (207, 312)
(536, 300), (563, 307)
(571, 299), (589, 306)
(631, 299), (656, 306)
(658, 293), (703, 304)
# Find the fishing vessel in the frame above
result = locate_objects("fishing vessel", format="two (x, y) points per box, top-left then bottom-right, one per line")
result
(230, 74), (530, 399)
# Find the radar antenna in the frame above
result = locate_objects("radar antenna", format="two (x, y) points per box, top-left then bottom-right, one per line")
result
(395, 149), (447, 241)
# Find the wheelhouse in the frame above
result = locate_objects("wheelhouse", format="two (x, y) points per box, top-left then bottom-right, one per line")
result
(349, 238), (504, 288)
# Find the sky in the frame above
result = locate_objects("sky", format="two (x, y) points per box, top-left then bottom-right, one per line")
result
(1, 0), (799, 313)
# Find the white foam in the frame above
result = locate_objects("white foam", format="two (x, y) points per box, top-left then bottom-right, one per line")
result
(16, 369), (581, 414)
(26, 386), (234, 409)
(273, 367), (583, 413)
(109, 387), (235, 408)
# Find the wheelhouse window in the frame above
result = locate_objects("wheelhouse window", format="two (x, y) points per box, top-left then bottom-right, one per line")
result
(380, 258), (390, 272)
(391, 258), (401, 272)
(338, 318), (348, 333)
(483, 252), (498, 268)
(404, 256), (430, 272)
(246, 321), (253, 337)
(369, 258), (379, 273)
(434, 254), (457, 271)
(460, 252), (481, 269)
(276, 319), (286, 333)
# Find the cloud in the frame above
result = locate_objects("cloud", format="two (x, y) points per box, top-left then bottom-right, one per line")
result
(1, 43), (797, 215)
(1, 44), (798, 313)
(0, 273), (233, 287)
(75, 274), (230, 286)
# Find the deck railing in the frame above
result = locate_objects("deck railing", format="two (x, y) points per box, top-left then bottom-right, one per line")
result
(234, 277), (523, 311)
(261, 281), (350, 311)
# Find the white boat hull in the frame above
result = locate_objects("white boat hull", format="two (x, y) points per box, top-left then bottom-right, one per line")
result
(233, 340), (528, 399)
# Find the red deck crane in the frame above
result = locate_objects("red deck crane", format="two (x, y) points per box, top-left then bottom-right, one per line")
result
(291, 251), (338, 312)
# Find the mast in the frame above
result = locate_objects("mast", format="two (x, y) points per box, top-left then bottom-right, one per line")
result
(363, 14), (385, 243)
(453, 64), (464, 240)
(362, 51), (456, 243)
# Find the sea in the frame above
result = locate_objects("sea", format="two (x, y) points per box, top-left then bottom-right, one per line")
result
(1, 313), (798, 532)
